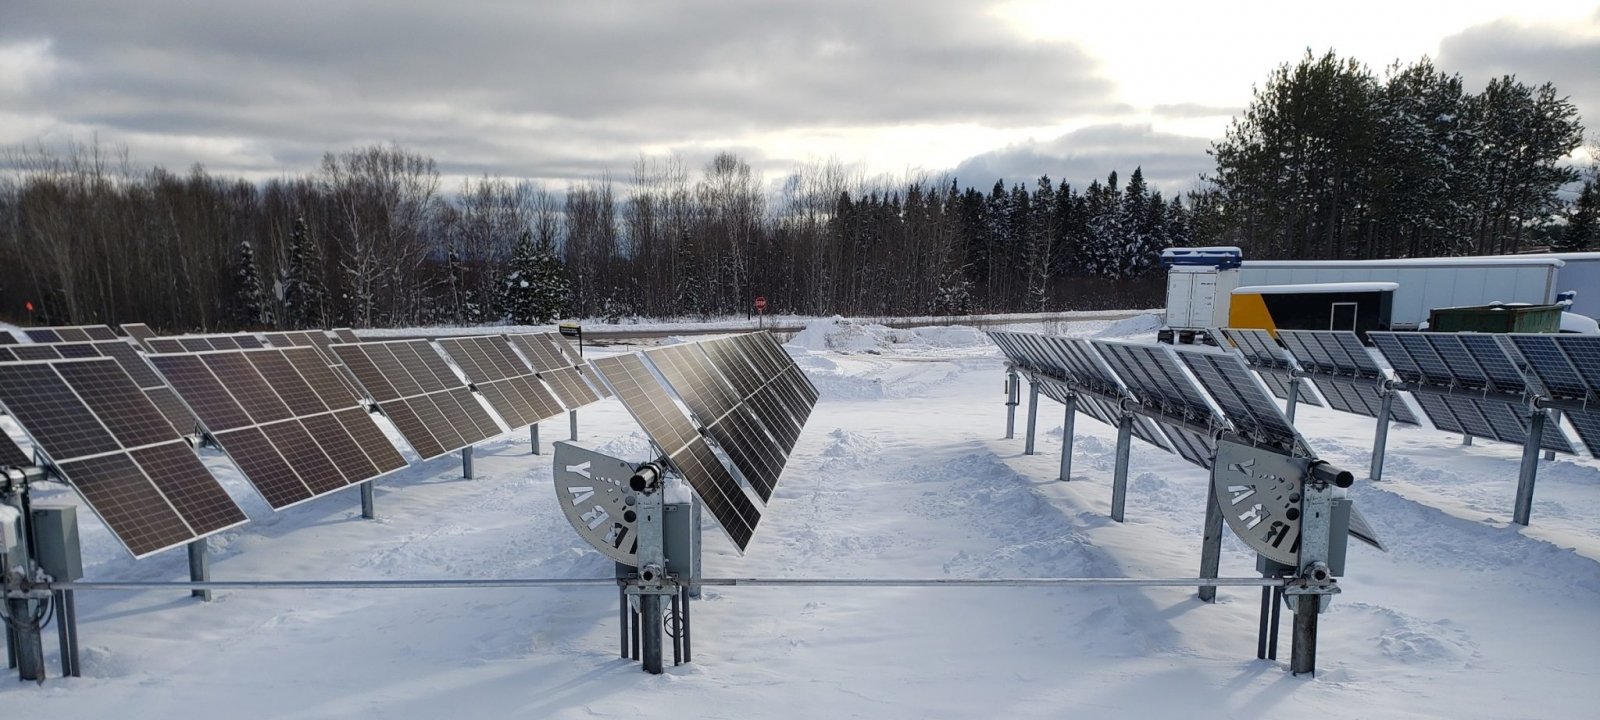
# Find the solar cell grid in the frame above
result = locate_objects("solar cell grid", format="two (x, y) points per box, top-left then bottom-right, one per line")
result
(119, 323), (157, 347)
(1396, 334), (1454, 386)
(1, 430), (30, 467)
(1177, 350), (1303, 452)
(246, 351), (329, 416)
(0, 348), (13, 361)
(1161, 426), (1214, 469)
(1422, 335), (1489, 389)
(332, 328), (361, 344)
(1457, 335), (1527, 391)
(1566, 411), (1600, 459)
(202, 353), (294, 424)
(1553, 336), (1600, 393)
(213, 428), (314, 507)
(130, 441), (248, 535)
(1507, 335), (1588, 399)
(333, 344), (400, 401)
(24, 329), (62, 343)
(299, 413), (383, 480)
(12, 345), (63, 361)
(53, 360), (179, 449)
(0, 362), (123, 459)
(1278, 331), (1337, 374)
(1441, 395), (1494, 438)
(56, 344), (102, 359)
(144, 387), (199, 434)
(0, 331), (15, 345)
(145, 338), (187, 354)
(1331, 332), (1383, 376)
(286, 348), (361, 409)
(178, 338), (214, 353)
(57, 452), (194, 557)
(335, 408), (408, 472)
(1368, 333), (1422, 384)
(363, 344), (427, 398)
(260, 421), (347, 494)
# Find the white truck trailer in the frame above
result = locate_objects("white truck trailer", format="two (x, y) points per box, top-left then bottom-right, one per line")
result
(1159, 249), (1598, 341)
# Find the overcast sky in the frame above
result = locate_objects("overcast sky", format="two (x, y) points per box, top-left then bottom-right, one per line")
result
(2, 1), (1597, 194)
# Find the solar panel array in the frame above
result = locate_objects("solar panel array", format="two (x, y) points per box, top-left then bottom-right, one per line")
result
(1255, 329), (1420, 425)
(0, 357), (249, 557)
(20, 325), (121, 343)
(593, 332), (815, 551)
(149, 347), (409, 509)
(1502, 334), (1600, 457)
(1174, 347), (1312, 457)
(145, 333), (268, 353)
(646, 334), (817, 502)
(1217, 328), (1323, 408)
(0, 340), (199, 434)
(332, 339), (504, 459)
(506, 332), (611, 407)
(436, 335), (564, 429)
(1369, 332), (1575, 454)
(594, 352), (761, 549)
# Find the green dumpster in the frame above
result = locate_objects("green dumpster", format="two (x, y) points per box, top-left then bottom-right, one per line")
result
(1428, 304), (1562, 333)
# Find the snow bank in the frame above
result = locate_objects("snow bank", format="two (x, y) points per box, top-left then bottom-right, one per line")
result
(789, 316), (989, 354)
(1091, 312), (1163, 339)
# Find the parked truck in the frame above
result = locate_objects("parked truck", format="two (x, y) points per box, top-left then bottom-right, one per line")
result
(1158, 249), (1598, 343)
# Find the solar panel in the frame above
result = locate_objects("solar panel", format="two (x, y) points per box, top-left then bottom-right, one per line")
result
(1161, 425), (1215, 469)
(331, 328), (361, 344)
(1176, 348), (1308, 455)
(1, 429), (30, 467)
(144, 338), (187, 354)
(593, 353), (759, 550)
(647, 343), (789, 501)
(0, 357), (248, 557)
(0, 331), (15, 345)
(1094, 341), (1218, 427)
(12, 345), (63, 361)
(22, 325), (118, 344)
(330, 340), (503, 459)
(150, 347), (407, 509)
(435, 336), (565, 430)
(119, 323), (158, 348)
(1566, 411), (1600, 459)
(1505, 334), (1599, 401)
(1456, 334), (1527, 391)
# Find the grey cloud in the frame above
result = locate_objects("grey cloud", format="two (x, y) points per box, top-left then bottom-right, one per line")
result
(2, 1), (1118, 180)
(1436, 10), (1600, 132)
(950, 124), (1214, 194)
(1150, 102), (1239, 118)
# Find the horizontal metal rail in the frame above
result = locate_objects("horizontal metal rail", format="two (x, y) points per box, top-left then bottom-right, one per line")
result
(48, 576), (1287, 592)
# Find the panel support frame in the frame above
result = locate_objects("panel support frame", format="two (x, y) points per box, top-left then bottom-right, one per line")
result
(1023, 378), (1040, 456)
(1110, 415), (1133, 522)
(1058, 395), (1076, 481)
(1513, 410), (1546, 526)
(188, 539), (211, 602)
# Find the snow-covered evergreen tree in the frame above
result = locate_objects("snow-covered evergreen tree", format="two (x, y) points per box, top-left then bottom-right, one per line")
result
(230, 239), (270, 328)
(280, 216), (325, 329)
(1558, 181), (1599, 252)
(500, 231), (569, 324)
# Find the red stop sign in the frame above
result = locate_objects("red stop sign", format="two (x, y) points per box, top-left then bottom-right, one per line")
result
(754, 296), (767, 312)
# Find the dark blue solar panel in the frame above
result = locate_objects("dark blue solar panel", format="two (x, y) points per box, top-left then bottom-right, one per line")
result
(1552, 336), (1600, 393)
(1331, 332), (1383, 377)
(1457, 335), (1526, 391)
(1566, 410), (1600, 459)
(1412, 393), (1464, 434)
(1509, 335), (1589, 399)
(1396, 334), (1454, 386)
(1442, 395), (1494, 438)
(1423, 335), (1488, 389)
(1369, 333), (1422, 385)
(1161, 425), (1214, 469)
(1279, 331), (1336, 374)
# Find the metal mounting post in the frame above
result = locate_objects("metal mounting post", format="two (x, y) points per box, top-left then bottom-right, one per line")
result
(1110, 415), (1133, 522)
(1285, 377), (1302, 424)
(1198, 479), (1223, 602)
(569, 410), (579, 441)
(461, 445), (475, 479)
(1285, 475), (1338, 676)
(1462, 435), (1473, 446)
(1513, 411), (1546, 526)
(1370, 388), (1394, 481)
(1023, 380), (1040, 456)
(1004, 368), (1019, 439)
(53, 589), (79, 677)
(188, 540), (211, 602)
(1543, 410), (1561, 461)
(531, 424), (540, 455)
(1059, 395), (1077, 481)
(3, 488), (44, 682)
(360, 480), (376, 520)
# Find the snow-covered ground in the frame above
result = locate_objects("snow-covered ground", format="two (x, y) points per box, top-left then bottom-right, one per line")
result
(3, 316), (1598, 718)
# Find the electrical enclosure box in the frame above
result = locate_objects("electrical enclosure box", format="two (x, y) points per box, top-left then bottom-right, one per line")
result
(663, 501), (696, 577)
(31, 504), (84, 582)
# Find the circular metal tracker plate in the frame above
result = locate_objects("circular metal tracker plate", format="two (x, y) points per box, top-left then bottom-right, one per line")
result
(552, 441), (640, 566)
(1212, 439), (1307, 567)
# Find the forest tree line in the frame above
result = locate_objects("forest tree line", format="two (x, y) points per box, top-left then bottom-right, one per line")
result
(0, 51), (1593, 330)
